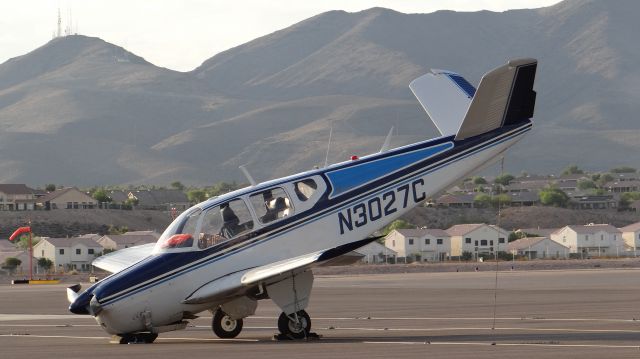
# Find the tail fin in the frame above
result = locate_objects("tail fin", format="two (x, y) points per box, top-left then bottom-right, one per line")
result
(409, 69), (475, 137)
(455, 58), (537, 140)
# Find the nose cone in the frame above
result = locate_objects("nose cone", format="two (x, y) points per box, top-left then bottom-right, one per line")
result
(69, 289), (93, 315)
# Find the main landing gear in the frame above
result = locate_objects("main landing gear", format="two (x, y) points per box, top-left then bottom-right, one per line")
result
(212, 308), (243, 338)
(277, 310), (311, 339)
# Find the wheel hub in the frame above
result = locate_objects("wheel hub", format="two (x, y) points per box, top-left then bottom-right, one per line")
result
(221, 316), (237, 332)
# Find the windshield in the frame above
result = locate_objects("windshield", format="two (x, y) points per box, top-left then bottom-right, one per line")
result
(154, 207), (202, 253)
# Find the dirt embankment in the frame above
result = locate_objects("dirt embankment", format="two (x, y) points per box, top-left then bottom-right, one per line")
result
(403, 206), (640, 230)
(0, 209), (173, 238)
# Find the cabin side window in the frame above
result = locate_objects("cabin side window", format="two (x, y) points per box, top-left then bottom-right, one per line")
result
(294, 179), (318, 201)
(198, 199), (254, 249)
(250, 187), (294, 224)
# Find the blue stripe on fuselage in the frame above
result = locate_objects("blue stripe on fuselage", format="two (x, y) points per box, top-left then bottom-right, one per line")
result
(326, 142), (453, 199)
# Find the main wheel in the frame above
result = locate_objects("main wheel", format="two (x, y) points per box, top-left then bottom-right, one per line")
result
(212, 309), (243, 338)
(117, 333), (158, 344)
(277, 310), (311, 339)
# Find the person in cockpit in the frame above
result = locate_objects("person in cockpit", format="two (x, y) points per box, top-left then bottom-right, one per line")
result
(219, 203), (241, 238)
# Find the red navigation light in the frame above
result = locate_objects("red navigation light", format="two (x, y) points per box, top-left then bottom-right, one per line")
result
(351, 155), (359, 161)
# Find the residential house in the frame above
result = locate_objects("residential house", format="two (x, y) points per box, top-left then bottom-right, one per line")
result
(509, 191), (540, 206)
(38, 188), (96, 210)
(128, 189), (190, 210)
(507, 237), (569, 259)
(97, 231), (160, 250)
(604, 180), (640, 193)
(550, 224), (623, 256)
(0, 184), (37, 211)
(446, 223), (509, 259)
(620, 222), (640, 255)
(436, 193), (476, 208)
(568, 194), (617, 210)
(34, 237), (103, 272)
(354, 241), (397, 264)
(629, 199), (640, 212)
(385, 228), (451, 262)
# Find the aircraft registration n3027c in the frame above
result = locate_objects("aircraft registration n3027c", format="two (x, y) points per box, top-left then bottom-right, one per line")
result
(67, 58), (538, 344)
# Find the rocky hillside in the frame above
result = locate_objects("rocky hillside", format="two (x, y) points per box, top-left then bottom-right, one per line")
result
(0, 0), (638, 186)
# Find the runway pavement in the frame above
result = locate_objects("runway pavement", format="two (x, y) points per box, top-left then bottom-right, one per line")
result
(1, 268), (640, 358)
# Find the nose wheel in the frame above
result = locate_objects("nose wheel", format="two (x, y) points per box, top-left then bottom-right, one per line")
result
(277, 310), (311, 339)
(212, 308), (243, 338)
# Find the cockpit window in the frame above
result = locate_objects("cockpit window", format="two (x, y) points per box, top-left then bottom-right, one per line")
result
(157, 208), (201, 249)
(198, 198), (254, 249)
(250, 187), (293, 224)
(294, 179), (318, 201)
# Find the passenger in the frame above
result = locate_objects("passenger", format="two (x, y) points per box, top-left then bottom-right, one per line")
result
(219, 203), (240, 238)
(261, 191), (277, 223)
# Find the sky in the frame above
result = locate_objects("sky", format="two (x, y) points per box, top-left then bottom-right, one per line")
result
(0, 0), (561, 72)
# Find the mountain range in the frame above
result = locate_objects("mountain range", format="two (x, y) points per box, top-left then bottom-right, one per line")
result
(0, 0), (638, 186)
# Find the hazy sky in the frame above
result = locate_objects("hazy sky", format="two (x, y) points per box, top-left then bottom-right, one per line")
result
(1, 0), (561, 72)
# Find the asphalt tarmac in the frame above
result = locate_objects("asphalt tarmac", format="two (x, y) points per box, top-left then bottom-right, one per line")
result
(1, 269), (640, 358)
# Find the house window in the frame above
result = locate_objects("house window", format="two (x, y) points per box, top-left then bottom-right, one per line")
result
(490, 240), (494, 245)
(480, 240), (488, 246)
(563, 236), (566, 243)
(73, 202), (79, 209)
(465, 237), (471, 244)
(76, 248), (81, 255)
(499, 238), (505, 244)
(425, 239), (430, 245)
(88, 249), (94, 255)
(392, 240), (395, 247)
(59, 249), (64, 255)
(475, 240), (478, 246)
(437, 238), (443, 245)
(41, 250), (44, 256)
(613, 235), (616, 241)
(408, 239), (414, 245)
(601, 234), (604, 241)
(66, 202), (72, 209)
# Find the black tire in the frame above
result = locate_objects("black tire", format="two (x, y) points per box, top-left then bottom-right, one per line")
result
(118, 333), (158, 344)
(277, 310), (311, 339)
(212, 309), (243, 338)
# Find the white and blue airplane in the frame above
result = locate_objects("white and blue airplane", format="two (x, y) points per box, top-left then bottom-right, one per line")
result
(68, 58), (537, 343)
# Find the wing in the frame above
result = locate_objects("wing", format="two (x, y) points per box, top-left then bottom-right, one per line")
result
(92, 243), (155, 273)
(182, 237), (378, 304)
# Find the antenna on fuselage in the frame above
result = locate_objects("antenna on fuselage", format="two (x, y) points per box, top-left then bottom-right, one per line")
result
(239, 164), (257, 186)
(323, 124), (333, 168)
(379, 126), (394, 153)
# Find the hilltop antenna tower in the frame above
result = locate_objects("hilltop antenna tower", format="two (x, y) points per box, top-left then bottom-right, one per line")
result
(57, 8), (62, 38)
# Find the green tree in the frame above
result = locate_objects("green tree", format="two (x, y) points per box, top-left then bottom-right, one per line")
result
(577, 179), (596, 191)
(93, 189), (112, 203)
(561, 165), (583, 175)
(171, 181), (185, 191)
(494, 173), (515, 186)
(596, 173), (614, 187)
(187, 189), (208, 203)
(37, 258), (53, 272)
(382, 219), (413, 236)
(45, 184), (56, 192)
(619, 192), (640, 209)
(491, 193), (511, 208)
(539, 186), (570, 207)
(107, 225), (128, 235)
(610, 166), (637, 173)
(472, 176), (487, 185)
(15, 235), (40, 250)
(474, 193), (492, 208)
(4, 257), (21, 273)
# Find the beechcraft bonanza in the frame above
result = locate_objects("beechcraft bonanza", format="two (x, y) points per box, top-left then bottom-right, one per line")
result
(68, 58), (538, 343)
